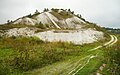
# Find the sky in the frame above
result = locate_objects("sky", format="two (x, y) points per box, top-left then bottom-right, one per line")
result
(0, 0), (120, 28)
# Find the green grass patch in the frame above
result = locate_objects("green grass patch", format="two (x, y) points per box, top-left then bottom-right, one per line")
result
(101, 34), (120, 75)
(0, 24), (31, 30)
(76, 50), (104, 75)
(50, 10), (73, 20)
(0, 34), (109, 75)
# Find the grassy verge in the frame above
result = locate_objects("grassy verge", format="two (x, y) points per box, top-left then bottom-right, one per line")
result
(76, 49), (104, 75)
(50, 10), (73, 20)
(0, 34), (109, 75)
(101, 34), (120, 75)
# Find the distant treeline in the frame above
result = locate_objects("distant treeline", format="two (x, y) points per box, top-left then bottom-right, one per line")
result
(105, 27), (120, 34)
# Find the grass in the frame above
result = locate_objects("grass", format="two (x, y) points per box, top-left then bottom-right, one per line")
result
(100, 34), (120, 75)
(25, 46), (106, 75)
(0, 23), (50, 31)
(23, 37), (109, 75)
(76, 57), (101, 75)
(76, 49), (104, 75)
(0, 32), (109, 75)
(25, 54), (93, 75)
(50, 10), (73, 20)
(0, 24), (33, 30)
(75, 34), (119, 75)
(0, 34), (108, 75)
(0, 48), (13, 60)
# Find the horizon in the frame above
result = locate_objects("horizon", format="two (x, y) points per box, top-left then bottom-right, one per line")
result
(0, 0), (120, 28)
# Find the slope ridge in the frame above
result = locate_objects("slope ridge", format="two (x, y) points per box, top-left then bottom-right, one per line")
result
(0, 8), (106, 45)
(11, 9), (87, 29)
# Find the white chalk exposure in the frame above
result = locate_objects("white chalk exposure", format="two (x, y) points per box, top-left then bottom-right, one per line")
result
(34, 29), (104, 44)
(12, 11), (86, 29)
(34, 12), (52, 25)
(45, 12), (61, 29)
(6, 27), (35, 37)
(13, 17), (37, 25)
(63, 16), (85, 28)
(5, 10), (104, 44)
(4, 27), (104, 45)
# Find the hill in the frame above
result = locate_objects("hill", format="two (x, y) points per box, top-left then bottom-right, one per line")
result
(0, 8), (107, 45)
(0, 8), (117, 75)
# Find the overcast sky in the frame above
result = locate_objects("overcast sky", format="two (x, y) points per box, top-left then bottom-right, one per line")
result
(0, 0), (120, 28)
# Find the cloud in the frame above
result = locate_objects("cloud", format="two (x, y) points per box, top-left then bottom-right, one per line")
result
(0, 0), (120, 28)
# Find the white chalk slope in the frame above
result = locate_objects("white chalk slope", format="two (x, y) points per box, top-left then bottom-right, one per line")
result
(12, 10), (86, 29)
(5, 28), (104, 45)
(3, 9), (105, 44)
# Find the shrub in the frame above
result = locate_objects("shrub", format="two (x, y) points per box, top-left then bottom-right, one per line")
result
(103, 38), (120, 75)
(0, 36), (82, 74)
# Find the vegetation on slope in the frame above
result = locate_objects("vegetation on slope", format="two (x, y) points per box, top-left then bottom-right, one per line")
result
(1, 8), (107, 32)
(0, 23), (50, 31)
(50, 8), (73, 20)
(0, 8), (114, 75)
(0, 24), (32, 30)
(0, 35), (108, 75)
(102, 35), (120, 75)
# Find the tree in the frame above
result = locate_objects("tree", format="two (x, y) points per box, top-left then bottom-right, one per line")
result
(44, 8), (47, 12)
(39, 22), (42, 25)
(68, 9), (71, 12)
(7, 20), (10, 24)
(46, 8), (49, 11)
(79, 14), (82, 18)
(77, 14), (82, 18)
(44, 8), (49, 12)
(27, 14), (32, 18)
(71, 11), (74, 14)
(10, 20), (13, 23)
(35, 10), (39, 14)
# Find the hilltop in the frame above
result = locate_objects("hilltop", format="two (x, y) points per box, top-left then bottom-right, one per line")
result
(9, 8), (87, 29)
(0, 8), (107, 44)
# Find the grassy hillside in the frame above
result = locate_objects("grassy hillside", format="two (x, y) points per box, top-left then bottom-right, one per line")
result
(0, 35), (108, 75)
(50, 9), (73, 20)
(0, 8), (115, 75)
(101, 34), (120, 75)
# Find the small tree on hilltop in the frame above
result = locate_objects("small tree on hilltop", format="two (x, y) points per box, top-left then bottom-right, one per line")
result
(68, 9), (71, 12)
(77, 14), (82, 18)
(27, 14), (32, 18)
(71, 11), (74, 14)
(44, 8), (49, 12)
(35, 10), (39, 14)
(10, 20), (13, 23)
(7, 20), (10, 24)
(80, 14), (82, 18)
(46, 8), (49, 11)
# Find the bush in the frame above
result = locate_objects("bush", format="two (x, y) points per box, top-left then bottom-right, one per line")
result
(104, 37), (120, 75)
(0, 36), (83, 74)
